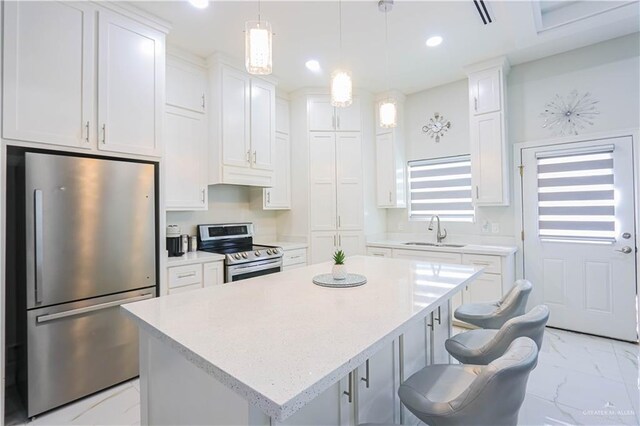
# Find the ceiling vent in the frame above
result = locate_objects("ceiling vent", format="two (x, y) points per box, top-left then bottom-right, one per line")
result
(473, 0), (493, 25)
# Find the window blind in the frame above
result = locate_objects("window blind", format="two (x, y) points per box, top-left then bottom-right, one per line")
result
(408, 155), (475, 222)
(536, 145), (616, 242)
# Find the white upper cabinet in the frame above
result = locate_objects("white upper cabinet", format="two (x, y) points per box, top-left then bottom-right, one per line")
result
(97, 10), (164, 157)
(3, 2), (167, 156)
(264, 98), (291, 210)
(209, 59), (275, 186)
(220, 66), (251, 168)
(469, 68), (501, 115)
(336, 133), (363, 230)
(309, 132), (338, 231)
(308, 96), (361, 131)
(166, 56), (207, 113)
(250, 79), (276, 171)
(2, 1), (95, 148)
(466, 57), (510, 206)
(164, 106), (207, 211)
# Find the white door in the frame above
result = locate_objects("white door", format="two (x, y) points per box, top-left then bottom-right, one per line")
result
(376, 132), (395, 207)
(469, 68), (500, 115)
(338, 231), (364, 257)
(522, 136), (637, 341)
(336, 98), (361, 131)
(3, 1), (95, 148)
(164, 106), (207, 210)
(470, 111), (505, 205)
(97, 10), (163, 157)
(221, 66), (251, 168)
(310, 231), (337, 264)
(250, 79), (275, 171)
(336, 133), (363, 230)
(264, 133), (291, 209)
(309, 132), (337, 231)
(166, 57), (206, 113)
(308, 97), (336, 131)
(356, 343), (398, 425)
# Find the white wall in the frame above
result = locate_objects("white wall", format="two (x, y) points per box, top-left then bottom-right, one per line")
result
(387, 33), (640, 242)
(166, 185), (278, 240)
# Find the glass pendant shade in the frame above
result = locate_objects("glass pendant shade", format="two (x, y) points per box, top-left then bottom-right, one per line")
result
(331, 70), (353, 107)
(379, 99), (397, 128)
(245, 20), (272, 75)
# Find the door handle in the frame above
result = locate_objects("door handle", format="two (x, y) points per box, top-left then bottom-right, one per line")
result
(343, 371), (353, 403)
(34, 189), (44, 304)
(616, 246), (633, 254)
(360, 359), (370, 388)
(37, 293), (154, 323)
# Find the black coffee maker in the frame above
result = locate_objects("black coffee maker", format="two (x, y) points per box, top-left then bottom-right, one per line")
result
(166, 225), (184, 257)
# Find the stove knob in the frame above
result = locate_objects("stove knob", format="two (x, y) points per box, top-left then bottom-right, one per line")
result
(242, 253), (248, 259)
(266, 249), (273, 255)
(255, 250), (261, 256)
(234, 254), (241, 260)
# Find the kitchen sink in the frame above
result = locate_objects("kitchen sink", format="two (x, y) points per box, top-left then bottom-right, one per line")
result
(403, 242), (466, 248)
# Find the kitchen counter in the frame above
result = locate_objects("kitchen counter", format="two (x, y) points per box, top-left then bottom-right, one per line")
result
(367, 239), (517, 256)
(122, 256), (483, 424)
(165, 250), (225, 267)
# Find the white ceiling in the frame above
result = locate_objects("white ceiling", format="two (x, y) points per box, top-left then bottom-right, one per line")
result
(132, 0), (640, 94)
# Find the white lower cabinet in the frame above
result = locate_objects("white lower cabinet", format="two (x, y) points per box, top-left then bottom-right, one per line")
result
(167, 261), (223, 295)
(366, 247), (392, 258)
(310, 231), (364, 264)
(282, 248), (307, 271)
(392, 248), (462, 264)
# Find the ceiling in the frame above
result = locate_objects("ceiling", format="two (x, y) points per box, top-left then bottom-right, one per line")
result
(132, 1), (640, 94)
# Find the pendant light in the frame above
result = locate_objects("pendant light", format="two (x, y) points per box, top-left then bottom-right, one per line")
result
(378, 0), (397, 128)
(245, 0), (272, 75)
(331, 0), (353, 107)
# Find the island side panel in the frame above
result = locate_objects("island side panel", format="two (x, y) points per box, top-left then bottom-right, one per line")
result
(139, 329), (253, 425)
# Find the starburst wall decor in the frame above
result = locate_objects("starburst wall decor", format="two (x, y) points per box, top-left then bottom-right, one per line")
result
(422, 112), (451, 143)
(540, 90), (599, 136)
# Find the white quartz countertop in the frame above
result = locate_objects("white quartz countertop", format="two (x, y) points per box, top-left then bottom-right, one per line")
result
(256, 241), (308, 251)
(122, 256), (483, 421)
(166, 251), (225, 267)
(367, 239), (518, 256)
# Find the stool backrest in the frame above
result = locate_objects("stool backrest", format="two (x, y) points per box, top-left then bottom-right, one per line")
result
(497, 279), (533, 317)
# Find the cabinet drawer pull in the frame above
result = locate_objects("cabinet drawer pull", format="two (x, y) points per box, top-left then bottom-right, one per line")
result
(288, 255), (302, 260)
(360, 359), (370, 388)
(343, 371), (353, 403)
(177, 272), (197, 279)
(266, 191), (271, 204)
(371, 253), (384, 257)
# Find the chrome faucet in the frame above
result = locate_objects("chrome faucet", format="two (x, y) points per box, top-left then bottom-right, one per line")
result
(428, 215), (447, 243)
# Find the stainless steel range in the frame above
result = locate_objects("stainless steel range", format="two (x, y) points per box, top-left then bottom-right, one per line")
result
(197, 223), (283, 282)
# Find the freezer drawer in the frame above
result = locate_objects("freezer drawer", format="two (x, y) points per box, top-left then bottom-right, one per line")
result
(25, 288), (155, 417)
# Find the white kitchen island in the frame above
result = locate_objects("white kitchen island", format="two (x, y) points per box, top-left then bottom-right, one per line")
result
(122, 256), (483, 425)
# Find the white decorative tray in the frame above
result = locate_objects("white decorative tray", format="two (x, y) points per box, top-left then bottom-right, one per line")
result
(312, 273), (367, 288)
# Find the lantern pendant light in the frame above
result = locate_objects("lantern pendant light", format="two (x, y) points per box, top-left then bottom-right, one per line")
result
(378, 0), (397, 128)
(245, 0), (272, 75)
(331, 0), (353, 107)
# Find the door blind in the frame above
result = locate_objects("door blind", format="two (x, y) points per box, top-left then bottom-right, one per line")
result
(408, 155), (475, 222)
(536, 145), (616, 242)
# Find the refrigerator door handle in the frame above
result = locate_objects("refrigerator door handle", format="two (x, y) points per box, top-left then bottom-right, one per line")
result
(36, 293), (154, 323)
(34, 189), (44, 304)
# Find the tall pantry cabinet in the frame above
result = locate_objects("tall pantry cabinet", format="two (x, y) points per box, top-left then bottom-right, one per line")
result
(280, 94), (366, 265)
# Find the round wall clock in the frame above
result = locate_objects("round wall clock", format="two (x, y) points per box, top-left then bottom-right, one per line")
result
(422, 113), (451, 143)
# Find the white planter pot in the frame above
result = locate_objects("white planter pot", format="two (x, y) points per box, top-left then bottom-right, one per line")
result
(332, 264), (347, 280)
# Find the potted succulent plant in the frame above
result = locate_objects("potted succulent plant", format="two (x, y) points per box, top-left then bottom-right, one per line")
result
(332, 250), (347, 280)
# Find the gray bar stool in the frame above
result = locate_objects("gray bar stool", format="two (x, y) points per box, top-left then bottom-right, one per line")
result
(454, 279), (533, 329)
(397, 337), (538, 426)
(446, 305), (549, 365)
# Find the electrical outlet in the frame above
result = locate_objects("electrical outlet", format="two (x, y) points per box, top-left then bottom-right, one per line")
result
(491, 223), (500, 234)
(481, 220), (491, 233)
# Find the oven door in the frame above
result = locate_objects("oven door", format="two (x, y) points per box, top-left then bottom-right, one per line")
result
(226, 258), (283, 282)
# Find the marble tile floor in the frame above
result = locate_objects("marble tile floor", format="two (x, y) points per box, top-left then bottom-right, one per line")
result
(5, 327), (639, 426)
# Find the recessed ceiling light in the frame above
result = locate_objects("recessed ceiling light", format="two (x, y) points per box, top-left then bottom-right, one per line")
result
(426, 36), (443, 47)
(188, 0), (209, 9)
(305, 59), (321, 72)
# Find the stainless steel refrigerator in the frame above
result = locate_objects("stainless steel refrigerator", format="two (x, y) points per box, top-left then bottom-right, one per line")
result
(19, 152), (157, 417)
